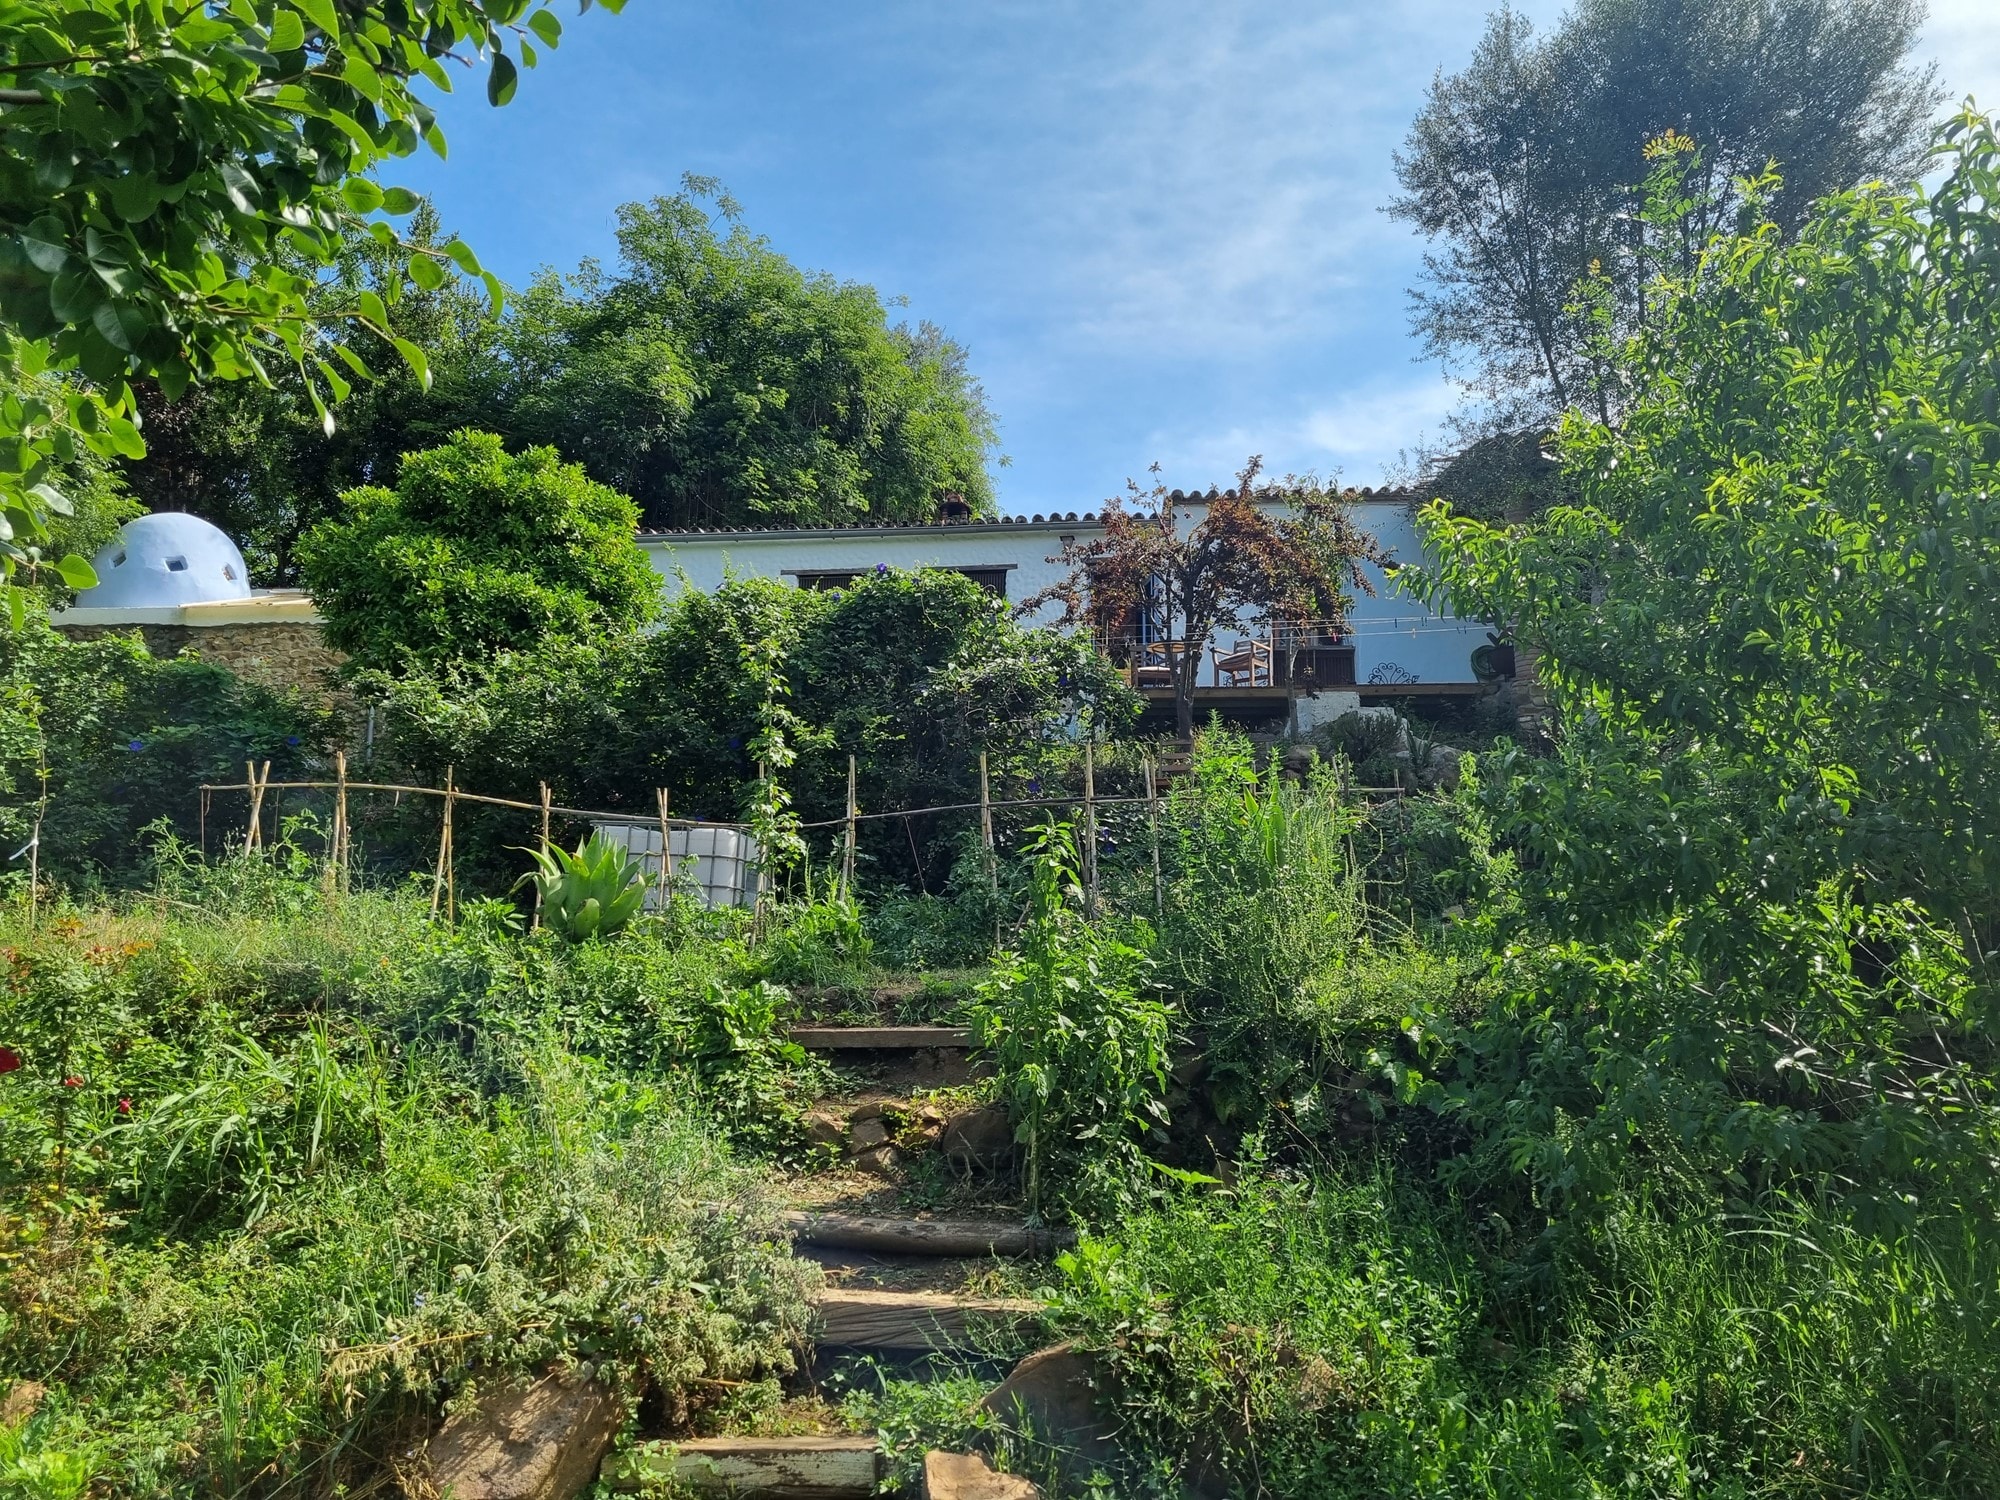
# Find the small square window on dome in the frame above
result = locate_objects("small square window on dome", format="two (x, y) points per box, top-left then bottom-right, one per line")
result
(163, 556), (188, 572)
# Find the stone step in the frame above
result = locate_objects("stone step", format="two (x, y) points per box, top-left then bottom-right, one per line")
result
(784, 1210), (1070, 1259)
(601, 1435), (878, 1496)
(923, 1450), (1043, 1499)
(790, 1025), (973, 1050)
(814, 1287), (1041, 1351)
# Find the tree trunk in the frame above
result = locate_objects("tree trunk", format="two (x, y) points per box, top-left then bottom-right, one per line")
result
(1174, 634), (1201, 742)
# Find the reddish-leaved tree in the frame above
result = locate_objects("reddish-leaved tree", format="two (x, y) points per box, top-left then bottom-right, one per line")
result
(1026, 458), (1384, 740)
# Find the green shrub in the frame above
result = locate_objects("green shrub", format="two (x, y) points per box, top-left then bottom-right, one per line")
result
(298, 428), (659, 677)
(968, 821), (1170, 1219)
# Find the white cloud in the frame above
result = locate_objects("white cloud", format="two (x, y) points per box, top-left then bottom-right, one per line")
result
(879, 0), (1505, 364)
(1927, 0), (2000, 113)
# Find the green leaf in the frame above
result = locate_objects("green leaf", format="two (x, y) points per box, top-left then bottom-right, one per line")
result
(53, 554), (98, 589)
(380, 186), (419, 214)
(487, 51), (518, 106)
(293, 0), (338, 39)
(314, 358), (352, 404)
(343, 54), (383, 102)
(527, 8), (563, 46)
(109, 174), (163, 223)
(357, 290), (389, 328)
(92, 301), (148, 354)
(331, 342), (374, 380)
(50, 268), (100, 323)
(391, 337), (431, 390)
(268, 9), (304, 50)
(340, 178), (385, 213)
(21, 217), (69, 275)
(33, 135), (74, 192)
(442, 239), (483, 276)
(307, 380), (335, 437)
(408, 254), (446, 291)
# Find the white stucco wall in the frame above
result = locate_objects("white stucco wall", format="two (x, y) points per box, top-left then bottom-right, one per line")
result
(639, 498), (1489, 687)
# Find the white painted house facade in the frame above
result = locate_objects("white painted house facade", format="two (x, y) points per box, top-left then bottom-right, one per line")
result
(640, 489), (1502, 724)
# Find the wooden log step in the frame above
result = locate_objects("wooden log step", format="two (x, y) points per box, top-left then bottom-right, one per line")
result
(789, 1025), (973, 1050)
(602, 1435), (879, 1497)
(814, 1288), (1041, 1351)
(783, 1211), (1071, 1258)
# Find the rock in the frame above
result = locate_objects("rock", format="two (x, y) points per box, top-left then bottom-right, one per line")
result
(922, 1449), (1040, 1499)
(1, 1380), (44, 1428)
(424, 1370), (622, 1500)
(1426, 745), (1470, 790)
(1169, 1052), (1207, 1087)
(848, 1116), (891, 1152)
(847, 1099), (889, 1124)
(979, 1344), (1118, 1475)
(939, 1104), (1013, 1166)
(605, 1435), (879, 1495)
(804, 1108), (848, 1149)
(850, 1144), (903, 1177)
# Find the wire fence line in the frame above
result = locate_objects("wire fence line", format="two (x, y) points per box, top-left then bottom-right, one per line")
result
(197, 749), (1410, 923)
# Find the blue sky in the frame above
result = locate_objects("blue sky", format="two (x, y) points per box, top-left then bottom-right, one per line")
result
(397, 1), (2000, 518)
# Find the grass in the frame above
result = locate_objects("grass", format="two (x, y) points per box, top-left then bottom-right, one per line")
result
(1039, 1168), (2000, 1499)
(0, 872), (824, 1499)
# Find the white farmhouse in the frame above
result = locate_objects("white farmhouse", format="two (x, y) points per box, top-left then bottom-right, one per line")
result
(642, 488), (1507, 729)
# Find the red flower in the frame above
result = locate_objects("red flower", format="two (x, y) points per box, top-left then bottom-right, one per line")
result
(117, 1097), (132, 1114)
(62, 1075), (84, 1088)
(0, 1046), (20, 1074)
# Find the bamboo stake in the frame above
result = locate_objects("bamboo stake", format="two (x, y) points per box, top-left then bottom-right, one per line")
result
(1145, 752), (1164, 918)
(325, 750), (349, 896)
(444, 769), (457, 924)
(335, 750), (350, 892)
(431, 766), (455, 919)
(1082, 741), (1099, 918)
(531, 781), (552, 930)
(842, 755), (858, 899)
(199, 786), (209, 857)
(656, 787), (673, 901)
(243, 760), (270, 854)
(980, 749), (999, 946)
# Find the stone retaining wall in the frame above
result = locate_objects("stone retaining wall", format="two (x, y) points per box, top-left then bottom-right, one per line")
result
(55, 620), (350, 705)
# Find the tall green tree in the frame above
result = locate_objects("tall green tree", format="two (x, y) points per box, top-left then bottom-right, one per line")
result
(488, 179), (999, 531)
(0, 0), (613, 619)
(1409, 114), (2000, 1214)
(1390, 0), (1940, 428)
(297, 428), (657, 676)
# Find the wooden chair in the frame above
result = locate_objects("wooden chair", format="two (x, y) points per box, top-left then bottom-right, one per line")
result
(1211, 638), (1271, 687)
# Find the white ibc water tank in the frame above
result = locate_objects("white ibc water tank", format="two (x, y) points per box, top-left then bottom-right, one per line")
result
(593, 822), (761, 910)
(74, 512), (252, 609)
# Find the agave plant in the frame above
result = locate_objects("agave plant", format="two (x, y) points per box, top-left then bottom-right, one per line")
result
(516, 833), (651, 940)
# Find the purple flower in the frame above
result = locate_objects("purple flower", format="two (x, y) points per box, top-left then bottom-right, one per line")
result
(875, 562), (888, 575)
(285, 735), (300, 747)
(127, 740), (144, 752)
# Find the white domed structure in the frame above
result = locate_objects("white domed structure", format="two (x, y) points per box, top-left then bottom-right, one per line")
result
(74, 512), (252, 609)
